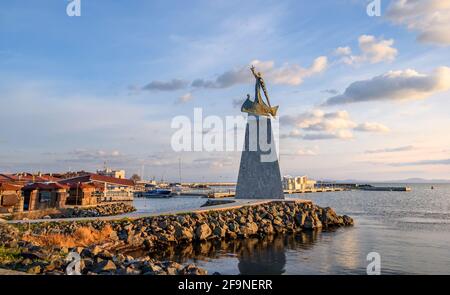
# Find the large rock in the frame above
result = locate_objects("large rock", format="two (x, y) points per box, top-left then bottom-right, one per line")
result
(195, 223), (212, 241)
(95, 260), (117, 272)
(175, 226), (194, 241)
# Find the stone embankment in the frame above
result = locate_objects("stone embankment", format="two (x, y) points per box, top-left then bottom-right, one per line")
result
(0, 201), (353, 275)
(51, 202), (136, 219)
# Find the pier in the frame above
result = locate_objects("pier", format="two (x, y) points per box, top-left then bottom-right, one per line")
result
(284, 187), (346, 194)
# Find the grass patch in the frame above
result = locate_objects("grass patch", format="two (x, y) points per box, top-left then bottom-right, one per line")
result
(0, 246), (21, 263)
(22, 225), (115, 248)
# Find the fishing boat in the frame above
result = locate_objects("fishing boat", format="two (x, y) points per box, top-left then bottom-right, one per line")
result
(143, 189), (173, 198)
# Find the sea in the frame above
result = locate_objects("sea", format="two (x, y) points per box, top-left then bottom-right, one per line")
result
(132, 184), (450, 275)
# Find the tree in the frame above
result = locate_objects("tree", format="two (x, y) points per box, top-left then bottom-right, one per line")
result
(130, 174), (141, 182)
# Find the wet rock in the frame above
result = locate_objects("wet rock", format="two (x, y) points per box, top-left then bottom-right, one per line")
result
(195, 223), (212, 241)
(27, 265), (42, 274)
(95, 260), (117, 273)
(179, 264), (207, 275)
(175, 225), (194, 241)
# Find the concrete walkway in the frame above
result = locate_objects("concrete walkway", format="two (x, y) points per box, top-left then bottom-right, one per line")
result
(6, 199), (312, 224)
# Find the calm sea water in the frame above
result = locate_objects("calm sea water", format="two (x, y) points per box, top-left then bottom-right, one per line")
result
(132, 184), (450, 275)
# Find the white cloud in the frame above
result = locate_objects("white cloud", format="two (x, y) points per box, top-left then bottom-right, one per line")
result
(281, 110), (388, 140)
(281, 147), (319, 156)
(355, 122), (390, 133)
(387, 0), (450, 45)
(142, 79), (189, 91)
(365, 145), (414, 154)
(334, 46), (352, 56)
(336, 35), (398, 65)
(192, 56), (328, 88)
(323, 66), (450, 105)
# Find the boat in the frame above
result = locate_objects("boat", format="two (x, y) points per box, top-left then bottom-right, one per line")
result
(142, 189), (173, 198)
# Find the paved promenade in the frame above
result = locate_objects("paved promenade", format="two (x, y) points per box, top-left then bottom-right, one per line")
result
(6, 199), (312, 224)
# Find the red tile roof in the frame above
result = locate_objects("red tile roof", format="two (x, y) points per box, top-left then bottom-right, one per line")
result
(59, 173), (134, 187)
(0, 173), (61, 184)
(23, 182), (69, 190)
(0, 183), (23, 191)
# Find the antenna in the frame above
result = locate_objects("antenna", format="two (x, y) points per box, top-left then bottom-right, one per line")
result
(178, 158), (182, 184)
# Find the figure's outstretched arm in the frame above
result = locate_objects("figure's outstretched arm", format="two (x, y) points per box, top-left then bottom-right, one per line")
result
(250, 65), (258, 78)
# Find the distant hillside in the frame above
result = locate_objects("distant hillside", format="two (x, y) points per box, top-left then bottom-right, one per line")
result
(321, 178), (450, 184)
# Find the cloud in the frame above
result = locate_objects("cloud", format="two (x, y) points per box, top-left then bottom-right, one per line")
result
(142, 79), (189, 91)
(323, 66), (450, 105)
(387, 0), (450, 45)
(281, 148), (318, 156)
(177, 92), (193, 104)
(192, 57), (328, 89)
(281, 110), (356, 131)
(280, 109), (389, 140)
(365, 145), (414, 154)
(69, 149), (123, 160)
(335, 35), (398, 65)
(302, 130), (353, 140)
(354, 122), (390, 133)
(390, 158), (450, 166)
(334, 46), (352, 56)
(322, 89), (339, 95)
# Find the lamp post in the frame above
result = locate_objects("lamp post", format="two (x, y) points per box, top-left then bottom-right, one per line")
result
(75, 182), (80, 206)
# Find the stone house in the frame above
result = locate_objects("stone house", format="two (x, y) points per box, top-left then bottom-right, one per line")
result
(65, 182), (98, 206)
(0, 183), (23, 213)
(21, 182), (68, 211)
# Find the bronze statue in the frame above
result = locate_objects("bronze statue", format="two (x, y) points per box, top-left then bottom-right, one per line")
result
(241, 65), (279, 117)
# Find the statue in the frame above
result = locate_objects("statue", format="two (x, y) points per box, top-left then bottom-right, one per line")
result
(235, 66), (284, 200)
(241, 65), (279, 117)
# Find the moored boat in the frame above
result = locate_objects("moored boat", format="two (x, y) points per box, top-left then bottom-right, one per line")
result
(143, 189), (173, 198)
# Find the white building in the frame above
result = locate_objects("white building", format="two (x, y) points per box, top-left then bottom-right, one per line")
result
(97, 168), (126, 179)
(282, 175), (316, 191)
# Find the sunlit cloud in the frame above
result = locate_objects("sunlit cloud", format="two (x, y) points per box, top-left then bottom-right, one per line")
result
(323, 67), (450, 105)
(387, 0), (450, 45)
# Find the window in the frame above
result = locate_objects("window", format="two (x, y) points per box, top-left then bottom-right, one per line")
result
(39, 191), (51, 202)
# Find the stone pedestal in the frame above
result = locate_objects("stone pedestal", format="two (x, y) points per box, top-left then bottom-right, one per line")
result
(235, 115), (284, 199)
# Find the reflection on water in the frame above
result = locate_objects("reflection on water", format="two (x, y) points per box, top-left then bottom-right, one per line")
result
(129, 230), (331, 275)
(129, 184), (450, 274)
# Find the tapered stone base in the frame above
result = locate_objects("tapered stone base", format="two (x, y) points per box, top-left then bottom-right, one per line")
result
(235, 115), (284, 199)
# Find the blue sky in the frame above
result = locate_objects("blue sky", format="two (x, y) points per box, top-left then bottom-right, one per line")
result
(1, 0), (450, 181)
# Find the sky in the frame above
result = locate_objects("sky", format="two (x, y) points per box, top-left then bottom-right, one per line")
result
(1, 0), (450, 182)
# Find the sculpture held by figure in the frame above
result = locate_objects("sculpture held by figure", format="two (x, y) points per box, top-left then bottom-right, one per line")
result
(241, 65), (279, 117)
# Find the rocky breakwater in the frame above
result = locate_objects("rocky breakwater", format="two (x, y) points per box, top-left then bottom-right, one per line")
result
(0, 200), (353, 275)
(50, 202), (136, 219)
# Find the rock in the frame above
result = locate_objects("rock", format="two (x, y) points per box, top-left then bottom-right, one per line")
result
(82, 245), (102, 258)
(343, 215), (354, 226)
(195, 223), (212, 241)
(95, 260), (117, 272)
(240, 222), (258, 236)
(27, 265), (42, 274)
(179, 264), (207, 275)
(143, 238), (154, 249)
(166, 267), (178, 275)
(156, 232), (176, 243)
(175, 226), (194, 241)
(295, 212), (307, 226)
(213, 226), (227, 238)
